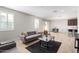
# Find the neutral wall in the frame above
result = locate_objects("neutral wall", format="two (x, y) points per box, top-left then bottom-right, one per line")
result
(50, 19), (78, 33)
(0, 7), (44, 42)
(78, 18), (79, 33)
(77, 9), (79, 33)
(50, 20), (68, 33)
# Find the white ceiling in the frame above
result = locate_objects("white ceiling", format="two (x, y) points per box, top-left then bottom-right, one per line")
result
(4, 6), (78, 20)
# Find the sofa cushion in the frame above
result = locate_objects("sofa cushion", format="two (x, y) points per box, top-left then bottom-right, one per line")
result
(27, 31), (36, 36)
(26, 34), (41, 39)
(21, 32), (27, 36)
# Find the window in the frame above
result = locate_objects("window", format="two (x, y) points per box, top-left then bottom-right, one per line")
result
(34, 18), (39, 30)
(0, 12), (14, 31)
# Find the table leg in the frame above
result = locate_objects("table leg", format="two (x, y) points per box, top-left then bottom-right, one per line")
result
(46, 42), (49, 50)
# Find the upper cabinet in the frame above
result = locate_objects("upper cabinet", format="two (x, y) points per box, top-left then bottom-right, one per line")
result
(68, 18), (77, 26)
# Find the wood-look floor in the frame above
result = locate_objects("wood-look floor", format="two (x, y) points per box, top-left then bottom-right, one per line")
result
(16, 32), (77, 53)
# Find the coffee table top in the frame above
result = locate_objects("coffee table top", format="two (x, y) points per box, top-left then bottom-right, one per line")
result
(39, 35), (54, 42)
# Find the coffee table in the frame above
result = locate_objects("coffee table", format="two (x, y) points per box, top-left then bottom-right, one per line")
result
(39, 35), (55, 49)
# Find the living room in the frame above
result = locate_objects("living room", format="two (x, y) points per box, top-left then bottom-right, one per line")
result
(0, 6), (79, 53)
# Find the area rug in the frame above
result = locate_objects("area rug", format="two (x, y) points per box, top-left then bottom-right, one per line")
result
(26, 40), (61, 53)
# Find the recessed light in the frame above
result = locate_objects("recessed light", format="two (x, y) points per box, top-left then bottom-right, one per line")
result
(53, 10), (58, 13)
(53, 9), (64, 13)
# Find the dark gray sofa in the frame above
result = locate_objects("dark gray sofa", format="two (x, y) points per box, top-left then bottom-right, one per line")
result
(22, 31), (42, 44)
(0, 41), (16, 52)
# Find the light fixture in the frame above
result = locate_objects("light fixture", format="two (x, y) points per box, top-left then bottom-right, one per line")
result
(53, 10), (58, 13)
(53, 9), (64, 13)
